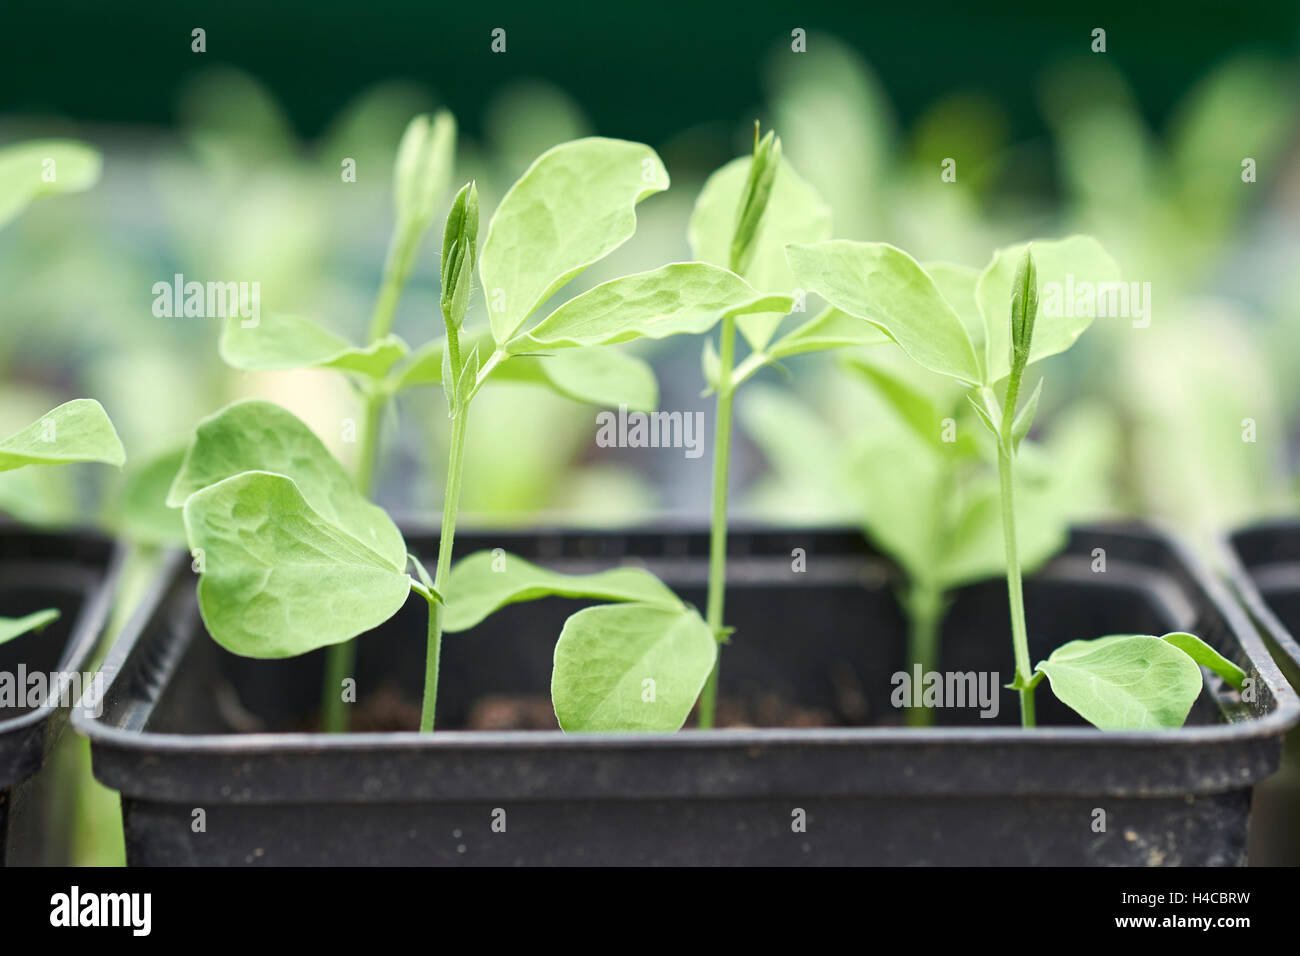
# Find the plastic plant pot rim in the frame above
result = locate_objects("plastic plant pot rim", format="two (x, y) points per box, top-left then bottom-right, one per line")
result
(0, 528), (124, 786)
(1221, 518), (1300, 676)
(74, 521), (1300, 807)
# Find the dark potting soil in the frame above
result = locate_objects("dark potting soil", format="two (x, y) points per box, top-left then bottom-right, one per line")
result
(308, 687), (835, 732)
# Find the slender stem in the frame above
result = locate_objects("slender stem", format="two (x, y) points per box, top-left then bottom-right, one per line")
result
(321, 221), (420, 733)
(420, 405), (470, 731)
(367, 224), (416, 342)
(996, 432), (1035, 728)
(904, 585), (944, 728)
(699, 313), (738, 729)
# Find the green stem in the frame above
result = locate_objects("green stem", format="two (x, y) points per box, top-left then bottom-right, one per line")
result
(996, 393), (1035, 727)
(699, 313), (738, 729)
(420, 404), (470, 732)
(321, 221), (420, 734)
(367, 224), (416, 342)
(904, 586), (944, 728)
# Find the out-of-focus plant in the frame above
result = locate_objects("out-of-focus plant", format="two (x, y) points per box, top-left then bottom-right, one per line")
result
(0, 139), (126, 636)
(790, 236), (1245, 729)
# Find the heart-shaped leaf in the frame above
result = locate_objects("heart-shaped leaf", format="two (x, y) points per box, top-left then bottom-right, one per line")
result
(786, 241), (982, 385)
(479, 138), (669, 344)
(442, 550), (681, 633)
(688, 155), (831, 350)
(551, 603), (716, 732)
(521, 262), (790, 349)
(167, 399), (405, 567)
(183, 471), (412, 658)
(0, 609), (61, 647)
(221, 312), (409, 379)
(1034, 634), (1203, 729)
(0, 399), (125, 472)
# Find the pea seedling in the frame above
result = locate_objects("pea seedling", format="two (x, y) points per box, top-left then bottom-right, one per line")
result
(788, 237), (1248, 728)
(170, 131), (784, 732)
(0, 139), (126, 645)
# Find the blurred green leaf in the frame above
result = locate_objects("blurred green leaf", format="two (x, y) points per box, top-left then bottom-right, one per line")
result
(0, 140), (101, 230)
(0, 400), (125, 472)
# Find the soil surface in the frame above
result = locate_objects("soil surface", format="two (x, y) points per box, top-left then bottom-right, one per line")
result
(328, 686), (836, 731)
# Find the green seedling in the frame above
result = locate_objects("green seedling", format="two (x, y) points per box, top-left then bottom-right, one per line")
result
(788, 236), (1247, 728)
(0, 139), (126, 645)
(169, 132), (786, 733)
(682, 123), (897, 727)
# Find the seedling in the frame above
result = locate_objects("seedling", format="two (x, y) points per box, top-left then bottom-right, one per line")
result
(170, 131), (785, 732)
(0, 139), (126, 646)
(788, 237), (1248, 728)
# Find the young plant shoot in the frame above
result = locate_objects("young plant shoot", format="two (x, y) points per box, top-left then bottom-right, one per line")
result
(169, 134), (775, 733)
(681, 123), (891, 727)
(0, 139), (126, 645)
(214, 111), (457, 731)
(788, 237), (1248, 729)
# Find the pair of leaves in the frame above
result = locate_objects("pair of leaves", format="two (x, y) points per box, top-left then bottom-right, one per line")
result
(397, 329), (660, 412)
(168, 398), (714, 724)
(786, 235), (1121, 389)
(169, 401), (412, 658)
(1035, 631), (1246, 730)
(441, 551), (716, 732)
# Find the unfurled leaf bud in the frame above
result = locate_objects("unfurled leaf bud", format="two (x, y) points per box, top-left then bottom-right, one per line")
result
(394, 111), (456, 229)
(441, 181), (479, 329)
(729, 122), (781, 275)
(1008, 246), (1038, 374)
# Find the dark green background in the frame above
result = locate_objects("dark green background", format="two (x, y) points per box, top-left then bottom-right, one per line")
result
(3, 0), (1297, 141)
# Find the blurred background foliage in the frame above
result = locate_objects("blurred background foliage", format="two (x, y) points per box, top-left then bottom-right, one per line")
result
(2, 2), (1300, 862)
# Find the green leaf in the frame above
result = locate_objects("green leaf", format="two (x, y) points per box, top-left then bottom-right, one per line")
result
(689, 155), (831, 350)
(183, 471), (411, 658)
(0, 139), (102, 230)
(1160, 631), (1247, 691)
(521, 262), (790, 349)
(551, 603), (717, 732)
(221, 312), (409, 378)
(767, 306), (891, 360)
(976, 235), (1121, 385)
(442, 550), (681, 633)
(786, 241), (982, 384)
(1034, 634), (1203, 729)
(480, 138), (669, 344)
(0, 609), (61, 647)
(843, 355), (945, 447)
(965, 392), (1000, 442)
(166, 399), (405, 567)
(0, 399), (125, 472)
(117, 446), (188, 546)
(493, 348), (659, 412)
(1011, 377), (1044, 451)
(926, 261), (986, 365)
(933, 474), (1067, 590)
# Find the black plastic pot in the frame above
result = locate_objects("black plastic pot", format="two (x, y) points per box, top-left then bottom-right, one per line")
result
(0, 527), (120, 865)
(1222, 519), (1300, 866)
(78, 523), (1297, 866)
